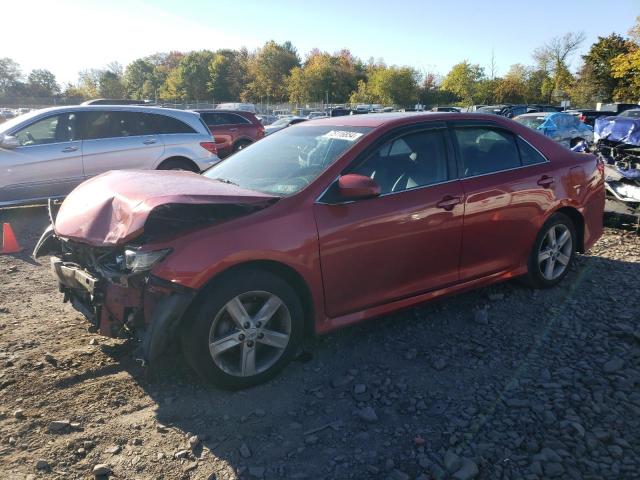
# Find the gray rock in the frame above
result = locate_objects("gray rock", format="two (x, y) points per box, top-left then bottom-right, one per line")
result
(433, 358), (448, 371)
(188, 435), (200, 448)
(603, 357), (624, 373)
(13, 409), (24, 419)
(543, 462), (564, 477)
(444, 450), (462, 473)
(453, 458), (479, 480)
(389, 469), (410, 480)
(354, 384), (367, 394)
(239, 442), (252, 458)
(174, 449), (190, 459)
(357, 406), (378, 423)
(92, 464), (111, 476)
(249, 466), (265, 478)
(105, 445), (121, 454)
(35, 459), (50, 470)
(474, 308), (489, 325)
(48, 419), (70, 432)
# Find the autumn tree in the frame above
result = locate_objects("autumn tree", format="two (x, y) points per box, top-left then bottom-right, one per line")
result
(441, 61), (485, 104)
(208, 49), (247, 102)
(243, 41), (300, 102)
(578, 33), (633, 103)
(610, 16), (640, 101)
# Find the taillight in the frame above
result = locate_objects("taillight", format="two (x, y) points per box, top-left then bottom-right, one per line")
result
(200, 141), (217, 155)
(257, 125), (265, 138)
(579, 114), (586, 122)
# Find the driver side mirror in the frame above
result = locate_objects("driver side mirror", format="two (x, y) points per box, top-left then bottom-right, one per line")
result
(0, 135), (19, 150)
(338, 174), (381, 200)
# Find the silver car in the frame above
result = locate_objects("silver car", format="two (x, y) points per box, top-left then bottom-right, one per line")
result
(0, 105), (219, 207)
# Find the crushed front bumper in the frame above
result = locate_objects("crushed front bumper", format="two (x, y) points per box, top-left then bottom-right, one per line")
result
(50, 256), (196, 362)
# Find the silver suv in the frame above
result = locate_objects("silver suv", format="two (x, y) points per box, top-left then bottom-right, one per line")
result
(0, 105), (219, 207)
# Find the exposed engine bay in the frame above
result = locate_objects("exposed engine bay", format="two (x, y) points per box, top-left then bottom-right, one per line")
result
(34, 191), (276, 362)
(592, 116), (640, 217)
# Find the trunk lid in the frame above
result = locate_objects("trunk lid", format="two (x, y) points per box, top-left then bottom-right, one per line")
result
(54, 170), (278, 246)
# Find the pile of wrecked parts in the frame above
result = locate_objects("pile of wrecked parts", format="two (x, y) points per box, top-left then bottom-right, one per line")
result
(593, 115), (640, 217)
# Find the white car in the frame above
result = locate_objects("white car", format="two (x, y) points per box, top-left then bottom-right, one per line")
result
(0, 105), (219, 207)
(215, 103), (257, 114)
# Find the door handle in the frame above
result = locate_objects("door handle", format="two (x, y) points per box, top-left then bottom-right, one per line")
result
(537, 175), (554, 188)
(436, 195), (461, 211)
(143, 139), (157, 145)
(229, 128), (238, 132)
(61, 146), (78, 152)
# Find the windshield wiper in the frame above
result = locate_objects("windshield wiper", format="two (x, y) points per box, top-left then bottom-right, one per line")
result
(214, 178), (239, 186)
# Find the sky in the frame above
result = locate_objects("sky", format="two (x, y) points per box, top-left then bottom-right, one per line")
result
(2, 0), (638, 85)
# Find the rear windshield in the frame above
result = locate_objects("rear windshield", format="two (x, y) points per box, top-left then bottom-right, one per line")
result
(515, 116), (547, 129)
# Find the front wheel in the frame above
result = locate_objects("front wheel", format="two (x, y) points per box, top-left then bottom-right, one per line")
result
(181, 269), (303, 389)
(525, 213), (576, 288)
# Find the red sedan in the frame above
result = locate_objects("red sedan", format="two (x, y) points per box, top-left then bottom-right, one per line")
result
(37, 113), (604, 388)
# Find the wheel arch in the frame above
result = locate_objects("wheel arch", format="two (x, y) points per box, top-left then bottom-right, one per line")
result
(183, 260), (316, 339)
(156, 156), (199, 172)
(552, 205), (585, 253)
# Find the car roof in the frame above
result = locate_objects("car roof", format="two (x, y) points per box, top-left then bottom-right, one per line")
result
(516, 112), (556, 118)
(303, 111), (514, 128)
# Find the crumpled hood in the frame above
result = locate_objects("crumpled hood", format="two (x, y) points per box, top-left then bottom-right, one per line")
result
(54, 170), (278, 246)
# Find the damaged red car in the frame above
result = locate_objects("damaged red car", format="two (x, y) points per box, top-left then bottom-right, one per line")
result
(34, 113), (605, 388)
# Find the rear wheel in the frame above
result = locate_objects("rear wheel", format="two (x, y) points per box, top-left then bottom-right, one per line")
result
(525, 213), (576, 288)
(157, 158), (198, 172)
(233, 140), (252, 152)
(181, 269), (303, 389)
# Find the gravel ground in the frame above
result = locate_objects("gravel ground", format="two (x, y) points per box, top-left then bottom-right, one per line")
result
(0, 207), (639, 480)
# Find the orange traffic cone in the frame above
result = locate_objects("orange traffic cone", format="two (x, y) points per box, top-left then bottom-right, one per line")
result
(1, 223), (22, 254)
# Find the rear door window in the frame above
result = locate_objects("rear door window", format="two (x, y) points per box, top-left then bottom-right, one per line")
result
(453, 127), (521, 177)
(82, 111), (142, 140)
(151, 114), (196, 134)
(217, 112), (250, 125)
(517, 137), (547, 166)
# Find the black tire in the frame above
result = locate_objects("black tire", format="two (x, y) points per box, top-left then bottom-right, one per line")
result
(180, 268), (303, 389)
(157, 158), (199, 172)
(525, 212), (577, 288)
(233, 140), (252, 152)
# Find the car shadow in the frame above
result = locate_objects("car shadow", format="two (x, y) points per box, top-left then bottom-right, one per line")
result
(87, 252), (640, 479)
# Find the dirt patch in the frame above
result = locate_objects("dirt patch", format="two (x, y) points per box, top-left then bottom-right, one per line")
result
(1, 207), (639, 479)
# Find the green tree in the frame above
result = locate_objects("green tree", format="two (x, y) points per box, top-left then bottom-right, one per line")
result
(579, 33), (633, 102)
(98, 70), (125, 98)
(349, 79), (372, 104)
(124, 59), (156, 99)
(441, 61), (485, 104)
(244, 41), (300, 101)
(208, 49), (247, 102)
(27, 69), (59, 96)
(0, 57), (22, 94)
(160, 50), (215, 101)
(76, 69), (101, 98)
(286, 66), (311, 104)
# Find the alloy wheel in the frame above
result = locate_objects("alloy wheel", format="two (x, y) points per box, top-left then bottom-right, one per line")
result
(208, 291), (291, 377)
(538, 224), (573, 281)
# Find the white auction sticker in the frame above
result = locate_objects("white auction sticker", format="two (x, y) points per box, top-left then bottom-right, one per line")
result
(323, 130), (364, 141)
